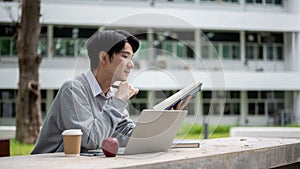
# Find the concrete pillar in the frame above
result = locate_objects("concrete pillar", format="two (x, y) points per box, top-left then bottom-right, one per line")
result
(47, 25), (53, 59)
(240, 31), (246, 66)
(194, 29), (201, 59)
(239, 91), (247, 126)
(147, 28), (154, 67)
(291, 32), (298, 71)
(147, 91), (155, 108)
(195, 92), (203, 122)
(239, 0), (245, 10)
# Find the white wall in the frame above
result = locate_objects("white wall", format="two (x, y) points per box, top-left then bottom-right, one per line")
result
(0, 1), (298, 32)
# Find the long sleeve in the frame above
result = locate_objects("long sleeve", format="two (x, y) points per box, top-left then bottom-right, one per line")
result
(58, 80), (132, 150)
(31, 74), (136, 154)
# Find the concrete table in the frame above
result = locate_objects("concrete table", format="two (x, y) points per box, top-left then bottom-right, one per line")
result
(1, 137), (300, 169)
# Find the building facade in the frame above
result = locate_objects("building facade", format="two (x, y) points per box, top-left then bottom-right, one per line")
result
(0, 0), (300, 126)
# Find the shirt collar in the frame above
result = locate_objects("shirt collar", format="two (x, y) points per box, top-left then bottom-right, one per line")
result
(85, 70), (114, 98)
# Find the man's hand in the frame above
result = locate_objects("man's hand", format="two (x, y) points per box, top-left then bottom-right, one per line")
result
(115, 82), (139, 101)
(171, 95), (192, 110)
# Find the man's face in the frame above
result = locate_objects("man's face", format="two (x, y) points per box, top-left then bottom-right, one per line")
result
(108, 42), (135, 82)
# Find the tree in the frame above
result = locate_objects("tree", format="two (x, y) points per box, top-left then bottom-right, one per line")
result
(16, 0), (42, 144)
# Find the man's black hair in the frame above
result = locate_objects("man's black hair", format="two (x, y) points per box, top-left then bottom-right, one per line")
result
(86, 30), (140, 70)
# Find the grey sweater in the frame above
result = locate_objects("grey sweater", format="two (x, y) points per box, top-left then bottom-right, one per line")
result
(31, 73), (135, 154)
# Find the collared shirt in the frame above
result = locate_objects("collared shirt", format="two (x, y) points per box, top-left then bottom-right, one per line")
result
(85, 70), (114, 99)
(31, 72), (134, 154)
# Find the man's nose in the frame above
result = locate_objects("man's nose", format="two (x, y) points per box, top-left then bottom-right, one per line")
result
(128, 58), (134, 68)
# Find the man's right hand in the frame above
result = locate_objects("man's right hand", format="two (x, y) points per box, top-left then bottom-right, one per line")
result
(115, 82), (139, 101)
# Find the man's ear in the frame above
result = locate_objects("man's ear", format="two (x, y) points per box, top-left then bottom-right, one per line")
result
(99, 51), (108, 64)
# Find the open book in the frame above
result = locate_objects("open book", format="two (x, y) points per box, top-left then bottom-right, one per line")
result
(153, 81), (203, 110)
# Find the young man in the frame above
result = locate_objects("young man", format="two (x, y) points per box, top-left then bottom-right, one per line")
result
(31, 30), (189, 154)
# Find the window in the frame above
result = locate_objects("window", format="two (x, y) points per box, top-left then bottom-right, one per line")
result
(246, 0), (282, 6)
(246, 32), (284, 61)
(202, 91), (228, 115)
(0, 25), (17, 57)
(154, 31), (195, 59)
(202, 32), (240, 60)
(0, 89), (53, 119)
(0, 25), (47, 57)
(0, 90), (17, 118)
(247, 91), (284, 116)
(53, 27), (98, 57)
(200, 0), (238, 3)
(223, 91), (240, 115)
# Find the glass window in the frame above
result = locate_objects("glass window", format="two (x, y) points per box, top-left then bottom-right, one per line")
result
(258, 46), (263, 60)
(38, 38), (47, 57)
(274, 0), (282, 5)
(224, 103), (230, 115)
(230, 91), (240, 98)
(246, 45), (254, 59)
(276, 46), (283, 60)
(258, 103), (265, 115)
(232, 45), (240, 59)
(261, 91), (272, 99)
(233, 103), (240, 115)
(0, 90), (17, 118)
(268, 103), (275, 115)
(66, 40), (75, 56)
(274, 91), (284, 99)
(202, 91), (211, 98)
(78, 39), (88, 57)
(0, 39), (11, 55)
(223, 45), (230, 59)
(248, 91), (285, 116)
(213, 43), (219, 56)
(203, 103), (210, 115)
(248, 103), (255, 115)
(248, 91), (258, 98)
(267, 45), (273, 60)
(201, 45), (209, 59)
(177, 42), (185, 58)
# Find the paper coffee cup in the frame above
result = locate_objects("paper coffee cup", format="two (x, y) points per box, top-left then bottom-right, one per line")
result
(62, 129), (82, 156)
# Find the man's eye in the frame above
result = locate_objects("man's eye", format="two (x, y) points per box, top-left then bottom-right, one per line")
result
(122, 55), (128, 58)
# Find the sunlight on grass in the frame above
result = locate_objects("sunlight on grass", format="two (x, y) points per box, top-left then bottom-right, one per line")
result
(176, 123), (231, 140)
(10, 139), (34, 156)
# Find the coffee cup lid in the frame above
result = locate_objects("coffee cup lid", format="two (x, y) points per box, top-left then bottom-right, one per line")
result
(62, 129), (82, 135)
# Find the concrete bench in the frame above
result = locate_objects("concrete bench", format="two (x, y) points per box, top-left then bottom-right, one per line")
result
(0, 137), (299, 169)
(230, 127), (300, 138)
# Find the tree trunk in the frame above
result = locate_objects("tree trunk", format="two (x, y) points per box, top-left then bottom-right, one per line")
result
(16, 0), (42, 144)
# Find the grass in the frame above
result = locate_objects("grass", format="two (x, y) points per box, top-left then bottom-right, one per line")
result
(176, 123), (231, 140)
(9, 139), (34, 156)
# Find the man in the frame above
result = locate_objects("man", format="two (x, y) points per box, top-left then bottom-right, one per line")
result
(31, 30), (189, 154)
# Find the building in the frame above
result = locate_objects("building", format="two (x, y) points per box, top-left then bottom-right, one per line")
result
(0, 0), (300, 126)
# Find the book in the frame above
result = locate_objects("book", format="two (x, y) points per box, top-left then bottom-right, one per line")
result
(171, 139), (200, 148)
(153, 81), (203, 110)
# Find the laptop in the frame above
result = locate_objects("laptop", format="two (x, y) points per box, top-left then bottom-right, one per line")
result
(120, 109), (187, 155)
(86, 109), (187, 155)
(84, 82), (202, 155)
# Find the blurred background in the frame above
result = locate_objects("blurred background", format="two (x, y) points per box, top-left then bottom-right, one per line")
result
(0, 0), (300, 142)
